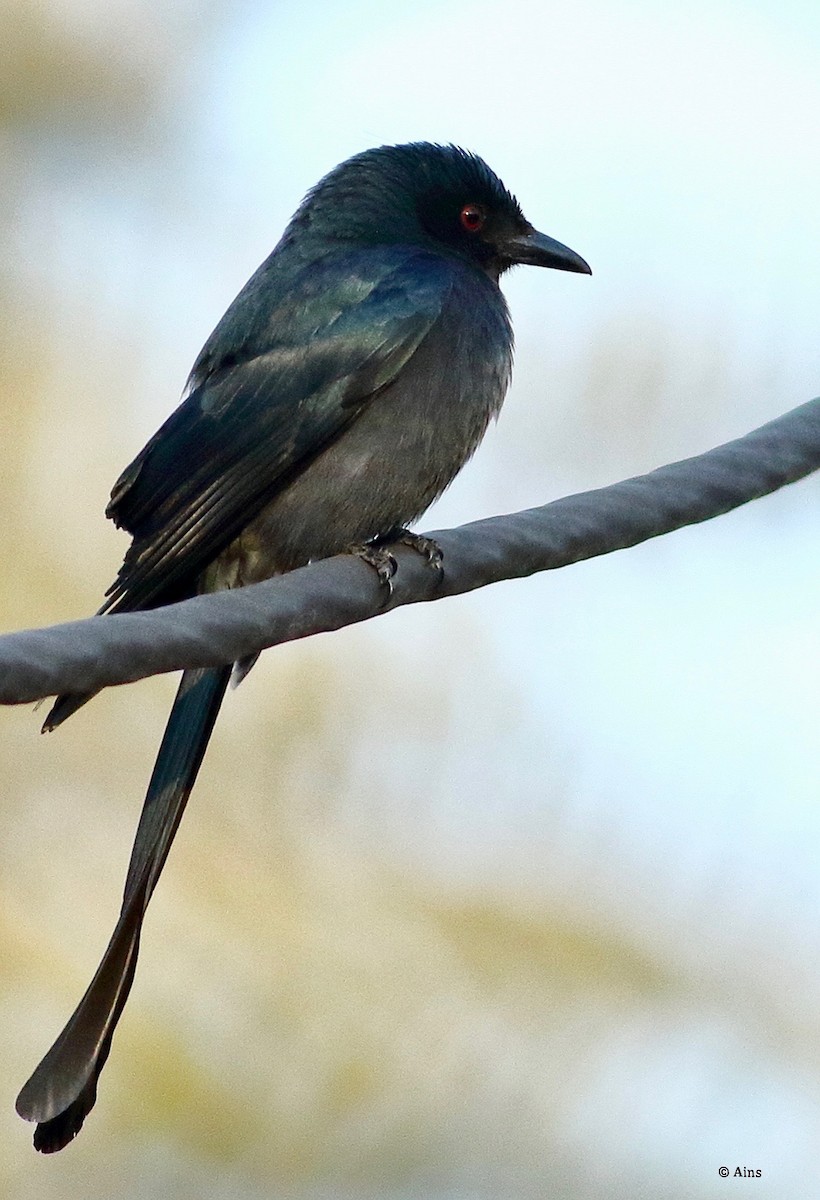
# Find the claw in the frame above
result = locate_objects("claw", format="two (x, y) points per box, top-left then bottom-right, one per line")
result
(351, 543), (398, 599)
(394, 530), (444, 580)
(351, 528), (444, 601)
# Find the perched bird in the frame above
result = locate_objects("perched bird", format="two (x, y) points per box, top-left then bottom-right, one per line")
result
(16, 142), (590, 1152)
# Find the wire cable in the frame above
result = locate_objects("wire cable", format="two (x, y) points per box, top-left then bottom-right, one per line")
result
(0, 397), (817, 707)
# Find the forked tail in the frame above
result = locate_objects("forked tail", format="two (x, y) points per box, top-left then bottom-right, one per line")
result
(17, 664), (232, 1152)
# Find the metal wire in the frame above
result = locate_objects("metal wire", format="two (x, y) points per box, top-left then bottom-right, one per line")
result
(1, 397), (817, 706)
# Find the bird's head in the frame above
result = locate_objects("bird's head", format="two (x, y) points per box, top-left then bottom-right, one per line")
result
(287, 142), (591, 281)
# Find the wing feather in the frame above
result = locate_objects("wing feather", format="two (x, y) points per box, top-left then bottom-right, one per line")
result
(101, 249), (451, 613)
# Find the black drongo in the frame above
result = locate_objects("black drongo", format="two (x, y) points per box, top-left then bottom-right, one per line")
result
(16, 142), (590, 1151)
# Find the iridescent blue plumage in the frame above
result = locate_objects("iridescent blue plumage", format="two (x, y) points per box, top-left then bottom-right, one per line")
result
(21, 142), (589, 1152)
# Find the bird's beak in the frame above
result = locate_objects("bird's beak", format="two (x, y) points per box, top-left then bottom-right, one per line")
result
(505, 228), (591, 274)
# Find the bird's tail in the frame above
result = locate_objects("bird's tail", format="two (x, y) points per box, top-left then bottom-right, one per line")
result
(16, 664), (231, 1153)
(41, 689), (95, 731)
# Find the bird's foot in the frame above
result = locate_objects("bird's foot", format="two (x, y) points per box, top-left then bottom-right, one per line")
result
(389, 528), (444, 579)
(350, 529), (444, 601)
(350, 542), (398, 600)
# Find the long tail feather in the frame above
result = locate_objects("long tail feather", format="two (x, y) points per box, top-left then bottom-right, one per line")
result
(17, 664), (231, 1152)
(41, 690), (97, 732)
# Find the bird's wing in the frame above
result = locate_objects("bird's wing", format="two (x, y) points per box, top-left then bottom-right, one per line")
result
(101, 250), (452, 613)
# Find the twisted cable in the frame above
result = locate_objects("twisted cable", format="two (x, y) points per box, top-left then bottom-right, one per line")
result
(0, 397), (817, 706)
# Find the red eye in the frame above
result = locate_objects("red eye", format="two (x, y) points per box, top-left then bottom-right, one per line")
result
(459, 204), (486, 233)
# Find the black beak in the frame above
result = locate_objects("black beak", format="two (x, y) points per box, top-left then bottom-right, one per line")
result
(505, 227), (591, 274)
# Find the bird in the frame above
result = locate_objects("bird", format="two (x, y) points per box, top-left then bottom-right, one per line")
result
(15, 142), (590, 1152)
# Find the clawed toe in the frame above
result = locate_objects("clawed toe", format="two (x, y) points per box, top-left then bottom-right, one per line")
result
(394, 530), (444, 578)
(350, 543), (399, 598)
(351, 528), (444, 601)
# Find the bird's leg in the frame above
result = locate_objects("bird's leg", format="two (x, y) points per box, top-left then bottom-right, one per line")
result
(387, 527), (444, 578)
(349, 527), (444, 600)
(349, 542), (399, 598)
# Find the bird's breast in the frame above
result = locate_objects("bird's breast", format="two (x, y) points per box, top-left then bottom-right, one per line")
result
(208, 270), (512, 589)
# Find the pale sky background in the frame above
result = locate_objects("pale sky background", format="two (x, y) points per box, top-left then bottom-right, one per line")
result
(2, 2), (819, 1197)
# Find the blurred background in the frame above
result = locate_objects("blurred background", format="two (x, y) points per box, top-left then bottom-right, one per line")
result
(1, 1), (819, 1196)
